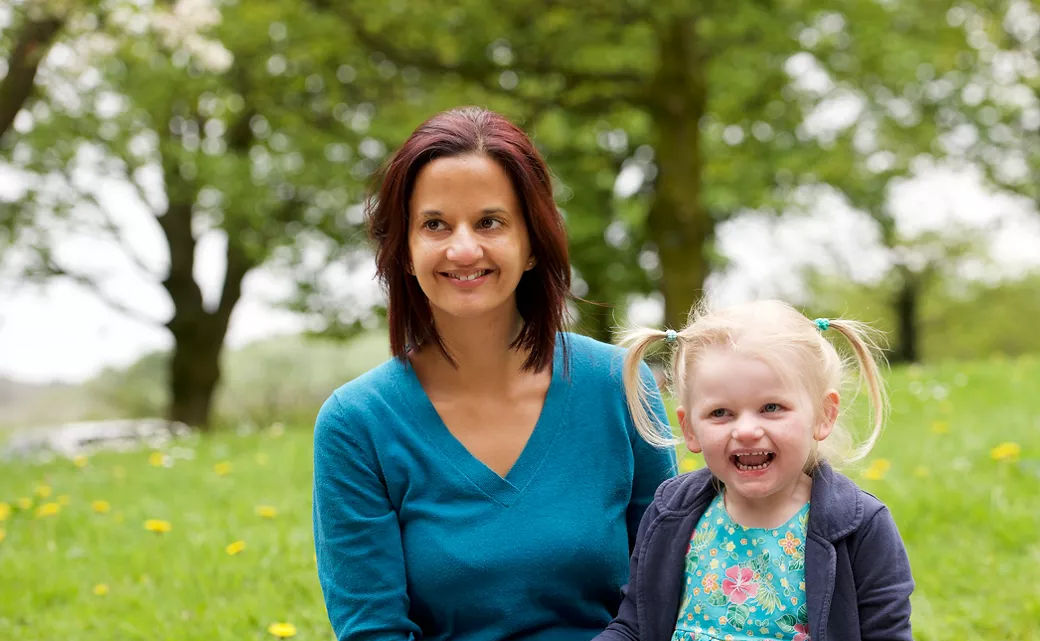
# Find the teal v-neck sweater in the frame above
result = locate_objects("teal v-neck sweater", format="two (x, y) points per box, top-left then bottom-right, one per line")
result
(313, 333), (677, 641)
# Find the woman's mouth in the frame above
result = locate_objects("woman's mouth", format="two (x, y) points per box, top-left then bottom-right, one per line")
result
(731, 451), (775, 471)
(443, 269), (493, 281)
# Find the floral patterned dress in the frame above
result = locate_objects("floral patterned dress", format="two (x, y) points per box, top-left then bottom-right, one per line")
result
(670, 493), (812, 641)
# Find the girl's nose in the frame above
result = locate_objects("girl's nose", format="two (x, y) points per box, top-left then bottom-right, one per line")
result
(731, 415), (765, 441)
(446, 227), (483, 264)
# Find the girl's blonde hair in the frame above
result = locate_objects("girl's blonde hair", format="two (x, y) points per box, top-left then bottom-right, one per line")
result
(621, 299), (888, 470)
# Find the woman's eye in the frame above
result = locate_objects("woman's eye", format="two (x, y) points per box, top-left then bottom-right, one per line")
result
(478, 217), (503, 230)
(763, 403), (782, 413)
(423, 220), (445, 232)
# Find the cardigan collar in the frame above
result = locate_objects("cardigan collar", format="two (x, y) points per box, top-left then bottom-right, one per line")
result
(660, 461), (864, 541)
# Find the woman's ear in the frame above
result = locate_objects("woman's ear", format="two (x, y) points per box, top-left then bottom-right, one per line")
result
(815, 390), (840, 441)
(677, 406), (702, 453)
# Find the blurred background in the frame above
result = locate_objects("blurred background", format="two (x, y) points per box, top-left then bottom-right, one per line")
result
(0, 1), (1038, 639)
(1, 0), (1037, 430)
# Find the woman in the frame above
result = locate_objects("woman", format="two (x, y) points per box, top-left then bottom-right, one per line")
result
(313, 107), (676, 641)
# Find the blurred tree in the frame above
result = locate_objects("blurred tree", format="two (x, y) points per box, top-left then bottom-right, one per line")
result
(948, 1), (1039, 212)
(786, 1), (1015, 362)
(2, 0), (386, 428)
(0, 1), (68, 141)
(310, 0), (850, 331)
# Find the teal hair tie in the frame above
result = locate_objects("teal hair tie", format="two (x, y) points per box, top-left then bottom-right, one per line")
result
(664, 329), (678, 343)
(814, 318), (830, 332)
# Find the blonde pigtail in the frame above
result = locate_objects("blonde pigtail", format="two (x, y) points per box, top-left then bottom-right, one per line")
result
(827, 319), (889, 463)
(618, 328), (680, 448)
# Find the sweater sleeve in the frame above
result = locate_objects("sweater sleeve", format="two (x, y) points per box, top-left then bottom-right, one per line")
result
(851, 505), (914, 641)
(626, 362), (678, 549)
(312, 394), (419, 641)
(594, 483), (666, 641)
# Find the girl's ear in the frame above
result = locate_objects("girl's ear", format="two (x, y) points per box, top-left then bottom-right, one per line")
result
(815, 390), (840, 441)
(677, 406), (702, 453)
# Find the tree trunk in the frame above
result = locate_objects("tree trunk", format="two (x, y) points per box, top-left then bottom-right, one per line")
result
(0, 14), (63, 141)
(891, 265), (919, 364)
(157, 197), (253, 429)
(645, 17), (711, 330)
(166, 311), (227, 428)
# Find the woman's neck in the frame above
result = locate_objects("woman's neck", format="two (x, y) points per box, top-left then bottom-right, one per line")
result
(411, 308), (534, 393)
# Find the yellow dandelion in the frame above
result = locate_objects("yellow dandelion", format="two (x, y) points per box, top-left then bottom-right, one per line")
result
(144, 519), (172, 533)
(862, 459), (891, 481)
(73, 455), (89, 468)
(92, 500), (111, 514)
(35, 484), (52, 498)
(930, 421), (949, 434)
(16, 497), (32, 510)
(0, 502), (10, 521)
(214, 461), (233, 476)
(35, 502), (61, 518)
(255, 505), (278, 519)
(92, 583), (109, 596)
(226, 540), (246, 556)
(267, 622), (297, 638)
(148, 452), (166, 467)
(990, 442), (1021, 462)
(679, 457), (698, 473)
(57, 494), (70, 506)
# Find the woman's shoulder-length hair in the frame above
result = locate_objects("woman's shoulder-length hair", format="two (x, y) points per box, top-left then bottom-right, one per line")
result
(367, 106), (570, 372)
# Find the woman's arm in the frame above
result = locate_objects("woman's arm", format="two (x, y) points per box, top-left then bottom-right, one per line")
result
(313, 394), (419, 641)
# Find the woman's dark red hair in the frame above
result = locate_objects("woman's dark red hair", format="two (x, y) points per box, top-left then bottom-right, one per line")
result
(368, 107), (570, 372)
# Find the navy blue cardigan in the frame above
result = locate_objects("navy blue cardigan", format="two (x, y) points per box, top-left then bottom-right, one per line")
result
(594, 463), (914, 641)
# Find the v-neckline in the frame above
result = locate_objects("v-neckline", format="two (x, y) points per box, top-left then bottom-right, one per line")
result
(394, 334), (570, 507)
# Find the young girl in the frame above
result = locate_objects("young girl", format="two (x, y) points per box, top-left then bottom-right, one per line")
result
(598, 300), (913, 641)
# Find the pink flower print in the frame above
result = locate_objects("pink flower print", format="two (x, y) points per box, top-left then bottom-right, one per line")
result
(721, 566), (759, 605)
(793, 623), (811, 641)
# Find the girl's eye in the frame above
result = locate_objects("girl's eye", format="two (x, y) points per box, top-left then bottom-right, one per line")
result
(709, 408), (728, 418)
(763, 403), (782, 413)
(478, 217), (503, 230)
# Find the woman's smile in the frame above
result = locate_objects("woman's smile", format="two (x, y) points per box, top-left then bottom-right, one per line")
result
(408, 153), (533, 321)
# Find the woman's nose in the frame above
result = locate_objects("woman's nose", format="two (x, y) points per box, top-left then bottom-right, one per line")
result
(446, 227), (483, 263)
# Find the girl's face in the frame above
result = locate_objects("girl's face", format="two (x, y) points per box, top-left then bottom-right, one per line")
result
(407, 153), (534, 325)
(676, 348), (838, 521)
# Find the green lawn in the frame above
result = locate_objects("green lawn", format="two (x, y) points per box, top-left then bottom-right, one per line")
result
(1, 355), (1037, 640)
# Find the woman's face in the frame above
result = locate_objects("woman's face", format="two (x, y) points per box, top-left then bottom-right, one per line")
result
(407, 153), (534, 324)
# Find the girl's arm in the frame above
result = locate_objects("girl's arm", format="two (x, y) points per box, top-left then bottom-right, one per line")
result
(313, 395), (419, 641)
(852, 506), (914, 641)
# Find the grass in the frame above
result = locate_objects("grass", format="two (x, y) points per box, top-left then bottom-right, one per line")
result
(1, 354), (1038, 640)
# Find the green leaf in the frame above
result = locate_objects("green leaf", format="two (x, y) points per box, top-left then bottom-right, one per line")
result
(777, 613), (800, 634)
(726, 602), (750, 629)
(755, 580), (782, 615)
(708, 589), (728, 607)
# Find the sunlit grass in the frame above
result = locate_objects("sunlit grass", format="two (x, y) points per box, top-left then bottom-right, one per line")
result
(1, 355), (1038, 640)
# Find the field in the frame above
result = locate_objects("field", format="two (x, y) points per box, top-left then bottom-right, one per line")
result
(1, 355), (1037, 640)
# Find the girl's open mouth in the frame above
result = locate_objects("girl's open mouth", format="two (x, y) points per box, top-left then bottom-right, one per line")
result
(731, 451), (775, 471)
